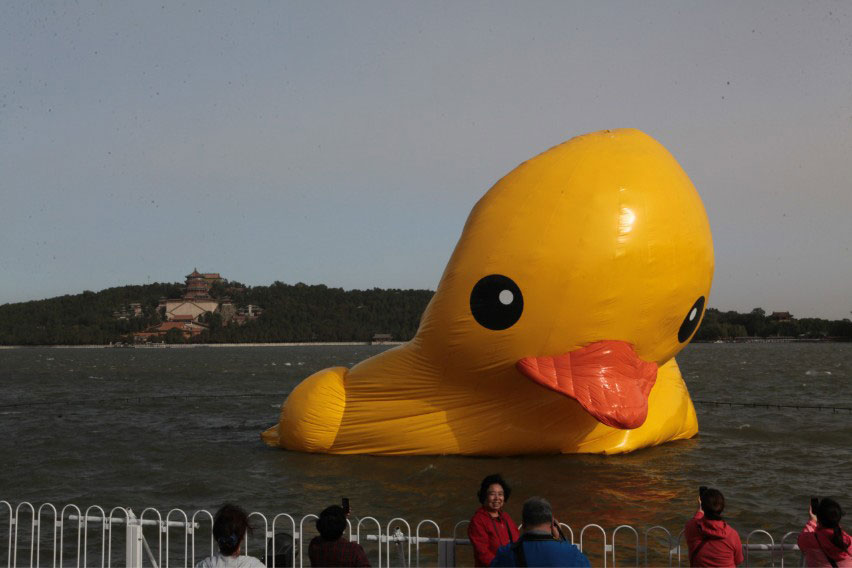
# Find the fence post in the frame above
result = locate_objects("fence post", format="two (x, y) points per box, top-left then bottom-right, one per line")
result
(126, 511), (143, 568)
(438, 540), (455, 567)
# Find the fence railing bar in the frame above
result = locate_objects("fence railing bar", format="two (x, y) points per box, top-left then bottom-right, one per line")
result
(0, 500), (814, 568)
(414, 519), (439, 568)
(36, 502), (58, 568)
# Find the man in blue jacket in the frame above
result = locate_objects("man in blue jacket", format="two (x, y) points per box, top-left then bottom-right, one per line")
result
(490, 497), (590, 567)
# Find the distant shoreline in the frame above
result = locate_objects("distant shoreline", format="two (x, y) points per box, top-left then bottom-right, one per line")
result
(0, 342), (406, 349)
(691, 338), (847, 344)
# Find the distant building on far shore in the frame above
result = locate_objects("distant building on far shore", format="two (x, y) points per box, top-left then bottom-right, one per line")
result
(232, 304), (263, 326)
(371, 333), (393, 345)
(113, 302), (144, 320)
(769, 311), (793, 322)
(134, 320), (207, 342)
(159, 269), (220, 322)
(131, 268), (260, 343)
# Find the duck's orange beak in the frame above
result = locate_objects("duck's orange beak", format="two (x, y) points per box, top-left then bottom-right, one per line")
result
(516, 340), (658, 429)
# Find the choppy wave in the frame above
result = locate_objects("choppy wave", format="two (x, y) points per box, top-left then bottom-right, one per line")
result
(1, 342), (850, 536)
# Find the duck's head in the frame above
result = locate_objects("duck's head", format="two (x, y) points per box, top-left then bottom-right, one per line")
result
(416, 129), (714, 430)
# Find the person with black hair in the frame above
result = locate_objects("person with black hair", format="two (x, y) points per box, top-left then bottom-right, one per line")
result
(490, 497), (589, 567)
(798, 498), (852, 567)
(196, 503), (266, 568)
(684, 488), (743, 567)
(468, 474), (520, 567)
(308, 505), (370, 567)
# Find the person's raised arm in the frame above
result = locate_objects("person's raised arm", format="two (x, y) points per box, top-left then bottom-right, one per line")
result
(693, 495), (704, 519)
(798, 500), (819, 553)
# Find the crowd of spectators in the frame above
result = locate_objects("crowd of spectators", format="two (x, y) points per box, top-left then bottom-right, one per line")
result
(195, 479), (850, 567)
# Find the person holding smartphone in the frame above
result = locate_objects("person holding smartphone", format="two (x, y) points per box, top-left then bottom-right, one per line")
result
(308, 505), (370, 567)
(684, 487), (743, 567)
(798, 497), (852, 567)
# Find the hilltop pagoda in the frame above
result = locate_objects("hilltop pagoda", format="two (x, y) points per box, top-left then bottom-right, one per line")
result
(158, 268), (223, 322)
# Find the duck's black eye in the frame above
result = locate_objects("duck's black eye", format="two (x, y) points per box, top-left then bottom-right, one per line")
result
(678, 296), (706, 343)
(470, 274), (524, 330)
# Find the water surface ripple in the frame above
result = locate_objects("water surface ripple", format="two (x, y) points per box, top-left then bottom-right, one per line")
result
(1, 343), (850, 537)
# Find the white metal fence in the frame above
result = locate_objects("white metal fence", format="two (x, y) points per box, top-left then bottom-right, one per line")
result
(1, 500), (805, 567)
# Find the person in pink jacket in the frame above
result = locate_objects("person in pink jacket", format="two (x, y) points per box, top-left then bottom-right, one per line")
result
(684, 488), (744, 567)
(798, 498), (852, 567)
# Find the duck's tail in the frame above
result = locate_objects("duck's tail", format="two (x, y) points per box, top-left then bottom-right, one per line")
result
(260, 425), (280, 446)
(260, 366), (348, 452)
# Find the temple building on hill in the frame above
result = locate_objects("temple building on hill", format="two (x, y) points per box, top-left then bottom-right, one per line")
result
(131, 268), (260, 343)
(113, 302), (143, 320)
(159, 269), (222, 321)
(232, 304), (263, 325)
(769, 311), (793, 322)
(133, 320), (207, 342)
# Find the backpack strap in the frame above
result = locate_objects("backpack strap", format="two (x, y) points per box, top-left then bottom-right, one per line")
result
(490, 514), (514, 546)
(815, 533), (839, 568)
(511, 539), (527, 568)
(689, 537), (708, 566)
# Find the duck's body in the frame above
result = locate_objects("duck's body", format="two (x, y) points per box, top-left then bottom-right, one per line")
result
(262, 129), (713, 455)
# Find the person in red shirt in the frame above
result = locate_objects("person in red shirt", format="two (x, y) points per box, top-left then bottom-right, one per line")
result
(798, 497), (852, 567)
(684, 488), (743, 567)
(308, 505), (370, 567)
(468, 474), (520, 567)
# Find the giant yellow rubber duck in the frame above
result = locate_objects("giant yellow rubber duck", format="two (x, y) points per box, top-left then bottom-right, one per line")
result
(262, 128), (714, 455)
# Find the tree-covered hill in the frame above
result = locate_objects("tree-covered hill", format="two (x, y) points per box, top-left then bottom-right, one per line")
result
(203, 282), (434, 343)
(1, 283), (849, 345)
(0, 283), (183, 345)
(693, 307), (852, 341)
(0, 282), (434, 345)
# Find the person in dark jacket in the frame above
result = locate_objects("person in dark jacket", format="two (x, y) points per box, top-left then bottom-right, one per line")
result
(469, 474), (520, 567)
(684, 488), (743, 567)
(308, 505), (370, 567)
(490, 497), (589, 567)
(798, 497), (852, 567)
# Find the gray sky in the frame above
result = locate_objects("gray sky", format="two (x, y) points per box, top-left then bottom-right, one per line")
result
(2, 2), (850, 319)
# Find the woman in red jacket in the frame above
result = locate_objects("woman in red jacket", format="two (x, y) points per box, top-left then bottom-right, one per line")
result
(684, 488), (743, 567)
(468, 474), (520, 567)
(798, 498), (852, 567)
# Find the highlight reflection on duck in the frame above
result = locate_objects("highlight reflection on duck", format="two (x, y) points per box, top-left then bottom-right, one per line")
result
(262, 128), (714, 455)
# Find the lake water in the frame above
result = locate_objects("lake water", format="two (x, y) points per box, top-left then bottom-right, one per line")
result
(1, 343), (850, 552)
